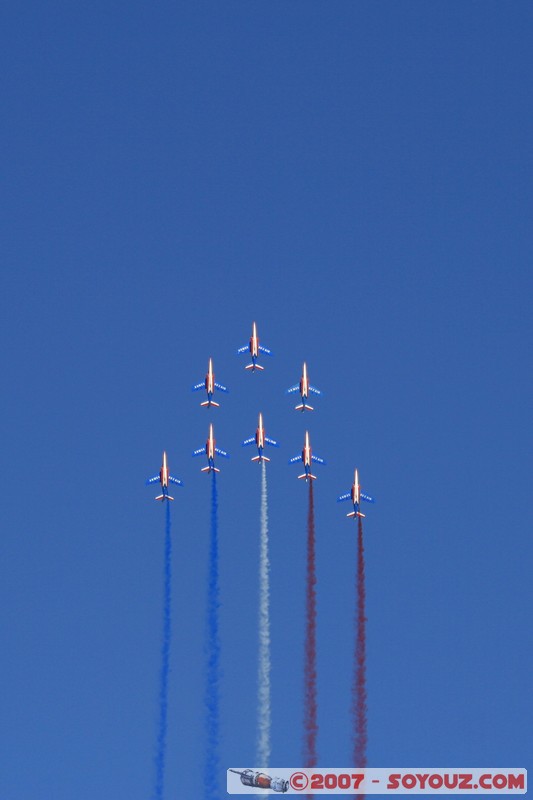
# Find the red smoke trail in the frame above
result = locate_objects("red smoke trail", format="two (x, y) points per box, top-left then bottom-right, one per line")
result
(204, 472), (220, 800)
(303, 481), (318, 770)
(353, 515), (367, 795)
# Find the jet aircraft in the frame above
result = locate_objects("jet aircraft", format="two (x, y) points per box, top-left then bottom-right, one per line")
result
(286, 361), (321, 411)
(145, 451), (184, 501)
(242, 412), (279, 462)
(193, 423), (229, 473)
(288, 430), (326, 480)
(237, 321), (272, 371)
(337, 468), (375, 518)
(192, 357), (228, 407)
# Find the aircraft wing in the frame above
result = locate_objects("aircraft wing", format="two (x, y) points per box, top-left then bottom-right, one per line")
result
(169, 475), (184, 486)
(214, 382), (228, 393)
(215, 447), (230, 458)
(286, 385), (299, 394)
(312, 454), (326, 465)
(337, 492), (351, 502)
(309, 385), (322, 395)
(265, 436), (279, 447)
(146, 475), (160, 485)
(192, 447), (205, 457)
(241, 437), (255, 447)
(192, 382), (204, 391)
(258, 345), (272, 355)
(361, 492), (375, 503)
(288, 455), (301, 464)
(237, 345), (248, 354)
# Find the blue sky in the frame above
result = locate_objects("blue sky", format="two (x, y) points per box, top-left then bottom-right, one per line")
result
(1, 2), (531, 798)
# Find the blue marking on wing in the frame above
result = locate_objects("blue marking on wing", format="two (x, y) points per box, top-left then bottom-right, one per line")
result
(146, 475), (160, 485)
(309, 385), (321, 395)
(214, 382), (228, 392)
(288, 455), (301, 464)
(215, 447), (230, 458)
(258, 345), (272, 355)
(286, 385), (299, 394)
(169, 475), (184, 486)
(242, 437), (255, 447)
(192, 448), (205, 457)
(312, 455), (326, 465)
(192, 382), (204, 391)
(337, 493), (350, 502)
(237, 345), (248, 354)
(265, 436), (279, 447)
(361, 492), (375, 503)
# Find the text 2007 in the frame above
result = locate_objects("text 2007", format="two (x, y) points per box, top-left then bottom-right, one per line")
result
(310, 773), (365, 790)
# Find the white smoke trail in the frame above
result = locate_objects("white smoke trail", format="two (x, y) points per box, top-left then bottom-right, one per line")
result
(256, 460), (272, 769)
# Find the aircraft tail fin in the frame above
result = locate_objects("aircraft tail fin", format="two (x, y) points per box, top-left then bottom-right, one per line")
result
(252, 455), (270, 462)
(347, 510), (365, 518)
(295, 402), (313, 411)
(201, 400), (220, 407)
(155, 493), (174, 501)
(298, 472), (316, 481)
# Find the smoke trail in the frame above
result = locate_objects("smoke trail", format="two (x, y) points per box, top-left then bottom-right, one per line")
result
(256, 460), (272, 767)
(303, 481), (318, 769)
(154, 501), (172, 800)
(352, 516), (367, 784)
(204, 472), (221, 800)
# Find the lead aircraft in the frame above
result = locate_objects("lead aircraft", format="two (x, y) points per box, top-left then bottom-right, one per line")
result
(237, 322), (272, 371)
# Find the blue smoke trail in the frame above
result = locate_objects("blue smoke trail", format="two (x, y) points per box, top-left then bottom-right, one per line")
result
(256, 460), (272, 767)
(154, 501), (172, 800)
(205, 471), (220, 799)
